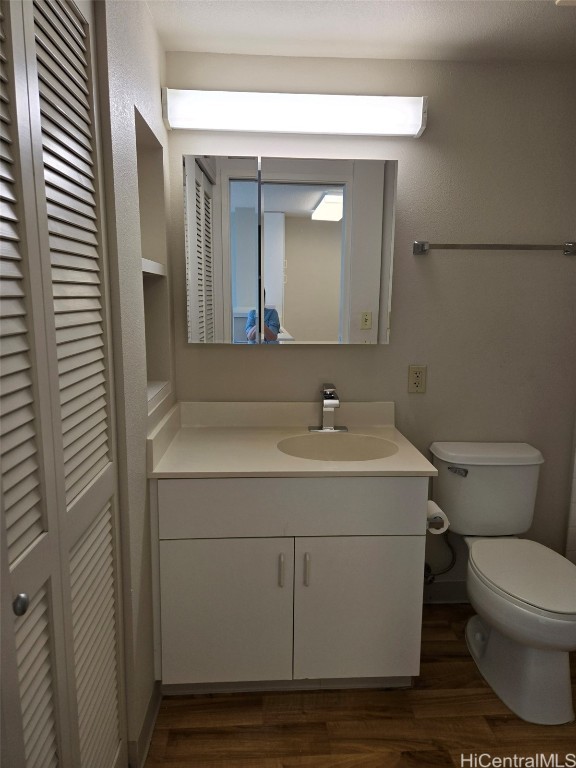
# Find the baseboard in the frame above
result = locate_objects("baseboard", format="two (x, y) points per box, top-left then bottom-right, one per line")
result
(423, 580), (469, 603)
(128, 680), (161, 768)
(162, 676), (413, 696)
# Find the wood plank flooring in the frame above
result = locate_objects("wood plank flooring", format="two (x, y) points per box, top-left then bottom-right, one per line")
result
(145, 604), (576, 767)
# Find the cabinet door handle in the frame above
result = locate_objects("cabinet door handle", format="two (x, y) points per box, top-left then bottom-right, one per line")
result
(278, 553), (285, 588)
(304, 552), (311, 586)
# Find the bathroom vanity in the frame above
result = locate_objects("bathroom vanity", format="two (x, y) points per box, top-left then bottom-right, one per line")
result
(148, 402), (436, 691)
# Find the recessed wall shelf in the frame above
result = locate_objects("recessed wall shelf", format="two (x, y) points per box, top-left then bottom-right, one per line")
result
(142, 258), (167, 277)
(136, 109), (173, 417)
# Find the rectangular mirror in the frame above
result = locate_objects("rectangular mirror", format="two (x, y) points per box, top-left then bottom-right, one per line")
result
(184, 155), (397, 344)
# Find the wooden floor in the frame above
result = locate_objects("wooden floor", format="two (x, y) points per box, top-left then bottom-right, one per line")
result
(145, 604), (576, 767)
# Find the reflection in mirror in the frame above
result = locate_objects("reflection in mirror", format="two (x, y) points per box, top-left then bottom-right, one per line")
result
(184, 156), (397, 345)
(229, 178), (259, 342)
(261, 182), (345, 343)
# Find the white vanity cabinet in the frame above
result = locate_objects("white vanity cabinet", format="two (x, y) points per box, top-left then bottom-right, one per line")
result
(160, 537), (295, 684)
(293, 536), (424, 680)
(157, 476), (428, 688)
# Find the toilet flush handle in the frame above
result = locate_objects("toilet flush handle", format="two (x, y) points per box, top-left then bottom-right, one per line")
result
(448, 466), (468, 478)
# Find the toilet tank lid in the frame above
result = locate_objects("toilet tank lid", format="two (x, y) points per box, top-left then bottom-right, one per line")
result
(429, 442), (544, 466)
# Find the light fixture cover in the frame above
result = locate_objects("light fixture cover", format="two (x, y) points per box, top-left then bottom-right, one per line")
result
(312, 193), (344, 221)
(162, 88), (428, 137)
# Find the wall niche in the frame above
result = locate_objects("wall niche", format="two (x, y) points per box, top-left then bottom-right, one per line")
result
(135, 109), (172, 412)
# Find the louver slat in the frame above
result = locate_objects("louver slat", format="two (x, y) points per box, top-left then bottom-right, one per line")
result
(37, 60), (89, 122)
(56, 320), (103, 344)
(34, 0), (86, 62)
(36, 38), (88, 100)
(47, 201), (97, 233)
(42, 116), (92, 166)
(40, 100), (91, 149)
(3, 454), (39, 494)
(43, 148), (94, 191)
(42, 132), (94, 181)
(1, 406), (35, 450)
(34, 10), (87, 82)
(0, 347), (29, 378)
(52, 0), (84, 37)
(34, 0), (109, 504)
(57, 343), (103, 372)
(2, 432), (36, 473)
(0, 6), (45, 565)
(62, 407), (104, 450)
(50, 234), (98, 260)
(60, 371), (104, 405)
(1, 367), (33, 397)
(52, 297), (100, 314)
(203, 190), (214, 341)
(39, 87), (91, 139)
(45, 183), (95, 220)
(186, 166), (215, 342)
(57, 334), (103, 361)
(15, 588), (59, 768)
(0, 177), (17, 202)
(70, 504), (120, 768)
(195, 179), (205, 338)
(51, 252), (98, 273)
(60, 357), (104, 388)
(63, 420), (106, 463)
(46, 0), (84, 47)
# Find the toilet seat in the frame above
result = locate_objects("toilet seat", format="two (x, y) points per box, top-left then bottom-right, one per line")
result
(468, 538), (576, 618)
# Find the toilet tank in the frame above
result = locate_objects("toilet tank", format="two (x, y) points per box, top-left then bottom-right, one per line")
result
(429, 442), (544, 536)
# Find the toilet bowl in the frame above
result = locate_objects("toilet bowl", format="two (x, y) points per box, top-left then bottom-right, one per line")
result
(430, 442), (576, 725)
(467, 538), (576, 650)
(465, 538), (576, 725)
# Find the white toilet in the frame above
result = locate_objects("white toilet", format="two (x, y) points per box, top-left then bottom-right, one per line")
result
(430, 441), (576, 725)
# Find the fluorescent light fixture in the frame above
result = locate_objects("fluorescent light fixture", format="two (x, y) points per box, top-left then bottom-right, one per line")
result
(162, 89), (428, 137)
(312, 193), (344, 221)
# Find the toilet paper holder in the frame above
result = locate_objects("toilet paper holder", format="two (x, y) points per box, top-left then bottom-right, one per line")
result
(426, 500), (450, 534)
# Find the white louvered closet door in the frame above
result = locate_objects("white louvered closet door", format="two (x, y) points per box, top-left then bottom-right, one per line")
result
(1, 1), (126, 766)
(1, 3), (72, 765)
(184, 158), (215, 342)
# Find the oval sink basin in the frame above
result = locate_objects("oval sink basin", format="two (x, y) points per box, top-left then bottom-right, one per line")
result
(277, 433), (399, 462)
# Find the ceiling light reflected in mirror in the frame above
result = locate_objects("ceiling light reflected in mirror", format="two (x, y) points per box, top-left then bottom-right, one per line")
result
(312, 192), (344, 222)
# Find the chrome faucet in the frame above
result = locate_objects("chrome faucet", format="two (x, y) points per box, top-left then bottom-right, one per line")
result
(309, 383), (348, 432)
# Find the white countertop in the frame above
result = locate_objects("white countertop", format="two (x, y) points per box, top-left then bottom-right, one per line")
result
(148, 402), (437, 479)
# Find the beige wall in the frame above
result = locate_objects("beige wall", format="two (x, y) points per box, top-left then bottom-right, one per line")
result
(284, 217), (341, 342)
(97, 1), (170, 759)
(167, 53), (576, 555)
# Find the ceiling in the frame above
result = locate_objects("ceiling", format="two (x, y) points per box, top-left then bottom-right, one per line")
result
(145, 0), (576, 62)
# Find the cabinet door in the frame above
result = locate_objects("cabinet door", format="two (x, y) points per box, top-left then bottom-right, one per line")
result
(294, 536), (425, 680)
(160, 538), (294, 684)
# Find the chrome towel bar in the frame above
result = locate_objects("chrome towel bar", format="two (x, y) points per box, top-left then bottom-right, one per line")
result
(413, 241), (576, 256)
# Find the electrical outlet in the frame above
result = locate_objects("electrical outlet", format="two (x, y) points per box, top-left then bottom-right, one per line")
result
(408, 364), (427, 393)
(360, 311), (372, 330)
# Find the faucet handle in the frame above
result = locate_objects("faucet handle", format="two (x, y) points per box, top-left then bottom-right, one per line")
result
(322, 383), (339, 408)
